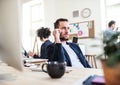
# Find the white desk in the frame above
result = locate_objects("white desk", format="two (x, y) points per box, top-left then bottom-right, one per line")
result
(0, 63), (103, 85)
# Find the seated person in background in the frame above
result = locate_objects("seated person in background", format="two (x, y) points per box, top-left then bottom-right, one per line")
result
(47, 18), (91, 68)
(22, 46), (29, 58)
(103, 20), (118, 43)
(28, 27), (52, 59)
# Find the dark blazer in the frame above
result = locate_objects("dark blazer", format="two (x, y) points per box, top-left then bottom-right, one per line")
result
(33, 40), (52, 59)
(47, 42), (91, 68)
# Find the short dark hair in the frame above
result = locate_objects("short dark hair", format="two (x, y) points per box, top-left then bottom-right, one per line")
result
(108, 20), (115, 27)
(37, 27), (51, 40)
(54, 18), (68, 29)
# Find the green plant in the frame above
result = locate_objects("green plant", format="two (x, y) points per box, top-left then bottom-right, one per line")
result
(98, 32), (120, 67)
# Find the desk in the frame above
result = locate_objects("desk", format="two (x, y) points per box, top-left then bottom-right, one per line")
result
(0, 64), (103, 85)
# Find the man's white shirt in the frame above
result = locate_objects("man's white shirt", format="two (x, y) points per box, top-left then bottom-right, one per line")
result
(62, 43), (84, 68)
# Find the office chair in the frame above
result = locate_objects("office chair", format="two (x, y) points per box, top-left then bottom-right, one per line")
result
(85, 54), (97, 68)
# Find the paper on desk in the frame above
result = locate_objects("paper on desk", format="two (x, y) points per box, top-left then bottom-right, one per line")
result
(29, 64), (42, 72)
(24, 58), (48, 63)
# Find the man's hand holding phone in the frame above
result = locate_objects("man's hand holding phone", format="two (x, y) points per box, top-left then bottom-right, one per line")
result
(53, 29), (61, 43)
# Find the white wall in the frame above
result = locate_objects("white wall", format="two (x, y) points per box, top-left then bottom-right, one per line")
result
(21, 0), (106, 55)
(44, 0), (105, 55)
(106, 4), (120, 29)
(44, 0), (55, 28)
(106, 0), (120, 6)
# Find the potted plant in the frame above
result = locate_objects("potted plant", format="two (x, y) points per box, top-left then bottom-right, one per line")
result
(99, 32), (120, 85)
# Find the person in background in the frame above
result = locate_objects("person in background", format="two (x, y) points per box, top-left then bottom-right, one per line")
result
(22, 46), (29, 58)
(46, 18), (91, 68)
(28, 27), (52, 59)
(103, 20), (118, 43)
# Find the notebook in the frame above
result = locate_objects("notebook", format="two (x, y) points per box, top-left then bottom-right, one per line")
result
(83, 75), (105, 85)
(92, 75), (105, 85)
(24, 58), (48, 63)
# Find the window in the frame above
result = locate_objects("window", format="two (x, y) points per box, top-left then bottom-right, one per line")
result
(22, 0), (44, 52)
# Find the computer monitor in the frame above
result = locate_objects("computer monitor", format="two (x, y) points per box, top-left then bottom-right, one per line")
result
(0, 0), (23, 71)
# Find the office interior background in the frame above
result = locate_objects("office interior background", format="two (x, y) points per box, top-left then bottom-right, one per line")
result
(1, 0), (120, 68)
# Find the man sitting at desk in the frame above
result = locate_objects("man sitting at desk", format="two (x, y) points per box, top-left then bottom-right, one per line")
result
(47, 18), (91, 68)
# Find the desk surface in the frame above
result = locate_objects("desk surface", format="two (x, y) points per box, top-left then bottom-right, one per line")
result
(0, 63), (103, 85)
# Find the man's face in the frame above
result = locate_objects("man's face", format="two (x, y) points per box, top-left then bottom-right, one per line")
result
(58, 21), (69, 41)
(111, 24), (115, 30)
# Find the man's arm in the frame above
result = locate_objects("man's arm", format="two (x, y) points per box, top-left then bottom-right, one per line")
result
(46, 28), (65, 62)
(46, 43), (65, 62)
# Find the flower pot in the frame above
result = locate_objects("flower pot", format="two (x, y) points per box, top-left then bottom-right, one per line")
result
(101, 59), (120, 85)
